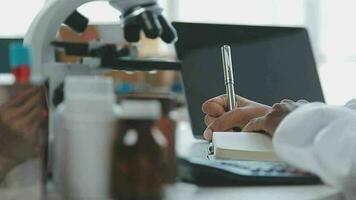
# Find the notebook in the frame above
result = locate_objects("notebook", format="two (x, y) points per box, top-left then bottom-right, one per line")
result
(213, 132), (279, 161)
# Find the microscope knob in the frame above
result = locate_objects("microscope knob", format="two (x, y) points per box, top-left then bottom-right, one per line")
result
(64, 10), (89, 34)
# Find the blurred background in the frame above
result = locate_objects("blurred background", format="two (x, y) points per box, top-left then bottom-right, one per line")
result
(1, 0), (356, 104)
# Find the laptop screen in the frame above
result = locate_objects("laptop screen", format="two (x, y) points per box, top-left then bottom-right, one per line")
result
(173, 22), (324, 139)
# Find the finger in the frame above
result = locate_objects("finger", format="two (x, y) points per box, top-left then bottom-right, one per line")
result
(203, 128), (213, 140)
(2, 91), (43, 122)
(202, 95), (228, 117)
(262, 105), (289, 135)
(204, 108), (251, 135)
(26, 120), (42, 144)
(203, 128), (235, 140)
(204, 115), (217, 126)
(24, 120), (42, 157)
(2, 87), (41, 108)
(243, 104), (288, 135)
(209, 108), (251, 130)
(202, 95), (246, 117)
(242, 117), (266, 133)
(11, 105), (42, 134)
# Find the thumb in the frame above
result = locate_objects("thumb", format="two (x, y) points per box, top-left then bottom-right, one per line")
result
(203, 108), (248, 140)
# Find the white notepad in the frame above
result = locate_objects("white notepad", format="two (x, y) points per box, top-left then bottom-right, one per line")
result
(212, 132), (279, 161)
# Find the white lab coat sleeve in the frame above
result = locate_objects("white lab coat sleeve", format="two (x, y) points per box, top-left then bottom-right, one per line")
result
(273, 102), (356, 200)
(345, 99), (356, 110)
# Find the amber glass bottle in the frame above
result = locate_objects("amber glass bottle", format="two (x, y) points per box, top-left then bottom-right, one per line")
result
(112, 119), (167, 200)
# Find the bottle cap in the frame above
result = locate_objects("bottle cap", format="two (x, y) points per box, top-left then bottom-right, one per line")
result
(64, 76), (114, 101)
(9, 42), (32, 68)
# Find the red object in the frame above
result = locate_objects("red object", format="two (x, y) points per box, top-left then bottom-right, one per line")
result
(19, 65), (30, 83)
(11, 68), (21, 79)
(12, 65), (30, 83)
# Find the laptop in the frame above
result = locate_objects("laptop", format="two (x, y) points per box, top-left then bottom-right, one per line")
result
(173, 22), (323, 186)
(173, 22), (324, 139)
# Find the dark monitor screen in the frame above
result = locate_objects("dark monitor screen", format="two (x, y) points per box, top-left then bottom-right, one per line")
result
(173, 22), (324, 139)
(0, 38), (23, 73)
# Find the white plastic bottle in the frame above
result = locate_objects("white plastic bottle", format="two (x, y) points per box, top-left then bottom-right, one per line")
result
(53, 76), (115, 199)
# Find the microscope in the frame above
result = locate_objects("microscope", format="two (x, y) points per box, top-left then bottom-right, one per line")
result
(24, 0), (177, 123)
(23, 0), (178, 189)
(24, 0), (177, 104)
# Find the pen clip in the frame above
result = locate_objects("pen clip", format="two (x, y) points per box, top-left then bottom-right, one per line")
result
(221, 45), (237, 111)
(221, 45), (234, 85)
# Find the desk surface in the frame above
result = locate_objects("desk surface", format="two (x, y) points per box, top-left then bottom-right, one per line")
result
(0, 111), (344, 200)
(165, 183), (342, 200)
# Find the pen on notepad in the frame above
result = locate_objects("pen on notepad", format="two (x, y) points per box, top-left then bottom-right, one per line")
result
(208, 45), (237, 156)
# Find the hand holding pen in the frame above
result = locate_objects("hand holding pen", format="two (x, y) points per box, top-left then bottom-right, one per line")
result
(202, 45), (272, 140)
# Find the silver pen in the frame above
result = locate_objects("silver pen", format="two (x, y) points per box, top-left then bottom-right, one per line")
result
(221, 45), (237, 110)
(208, 45), (237, 157)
